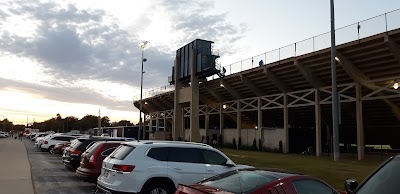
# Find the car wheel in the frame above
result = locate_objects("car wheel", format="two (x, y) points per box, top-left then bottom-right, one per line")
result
(141, 182), (173, 194)
(49, 146), (55, 154)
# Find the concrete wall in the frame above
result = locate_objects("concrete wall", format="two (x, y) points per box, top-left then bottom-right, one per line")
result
(240, 129), (258, 146)
(223, 128), (236, 144)
(262, 128), (285, 150)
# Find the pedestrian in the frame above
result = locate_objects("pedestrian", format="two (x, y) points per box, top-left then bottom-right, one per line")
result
(259, 60), (264, 66)
(19, 132), (22, 141)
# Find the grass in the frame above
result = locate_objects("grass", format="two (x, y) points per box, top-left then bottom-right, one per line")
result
(219, 148), (391, 190)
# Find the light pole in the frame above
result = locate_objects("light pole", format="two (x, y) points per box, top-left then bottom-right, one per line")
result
(330, 0), (340, 161)
(138, 41), (149, 140)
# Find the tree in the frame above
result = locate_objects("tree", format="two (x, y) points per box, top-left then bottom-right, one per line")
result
(118, 120), (133, 126)
(101, 116), (110, 127)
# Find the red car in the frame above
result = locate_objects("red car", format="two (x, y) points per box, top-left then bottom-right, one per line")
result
(52, 142), (70, 154)
(175, 168), (344, 194)
(76, 141), (123, 182)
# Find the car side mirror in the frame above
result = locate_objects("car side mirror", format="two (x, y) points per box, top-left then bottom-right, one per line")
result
(223, 160), (236, 167)
(344, 179), (358, 193)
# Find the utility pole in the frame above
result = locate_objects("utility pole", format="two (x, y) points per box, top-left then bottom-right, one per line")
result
(330, 0), (340, 161)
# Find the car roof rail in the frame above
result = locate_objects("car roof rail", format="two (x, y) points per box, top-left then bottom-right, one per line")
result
(141, 140), (212, 147)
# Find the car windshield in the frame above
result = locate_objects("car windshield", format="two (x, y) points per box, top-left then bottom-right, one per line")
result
(355, 157), (400, 194)
(202, 170), (278, 194)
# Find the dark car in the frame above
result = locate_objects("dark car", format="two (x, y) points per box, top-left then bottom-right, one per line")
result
(344, 154), (400, 194)
(175, 168), (342, 194)
(62, 137), (129, 170)
(76, 141), (123, 182)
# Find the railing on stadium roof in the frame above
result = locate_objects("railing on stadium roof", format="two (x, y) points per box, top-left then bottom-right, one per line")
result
(133, 8), (400, 102)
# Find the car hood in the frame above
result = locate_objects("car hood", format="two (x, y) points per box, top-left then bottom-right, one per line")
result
(179, 184), (234, 194)
(235, 164), (255, 169)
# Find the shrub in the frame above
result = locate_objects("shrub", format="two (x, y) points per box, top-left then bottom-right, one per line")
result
(252, 138), (257, 150)
(258, 139), (263, 151)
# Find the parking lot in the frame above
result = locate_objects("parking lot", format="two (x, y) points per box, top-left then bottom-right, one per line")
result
(23, 139), (96, 194)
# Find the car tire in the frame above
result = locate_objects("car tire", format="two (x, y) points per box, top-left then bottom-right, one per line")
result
(141, 181), (173, 194)
(49, 146), (55, 154)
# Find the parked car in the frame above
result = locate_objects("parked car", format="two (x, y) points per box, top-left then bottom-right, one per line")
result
(63, 137), (129, 171)
(343, 154), (400, 194)
(53, 142), (71, 154)
(96, 140), (253, 194)
(76, 141), (124, 182)
(0, 132), (9, 138)
(175, 168), (343, 194)
(40, 134), (76, 153)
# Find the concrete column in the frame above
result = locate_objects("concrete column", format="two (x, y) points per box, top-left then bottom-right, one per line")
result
(156, 112), (160, 132)
(205, 105), (209, 140)
(163, 112), (166, 132)
(189, 47), (200, 143)
(257, 97), (263, 149)
(356, 83), (365, 160)
(237, 100), (241, 149)
(149, 113), (153, 138)
(220, 103), (224, 136)
(283, 94), (289, 153)
(315, 89), (322, 157)
(173, 56), (184, 141)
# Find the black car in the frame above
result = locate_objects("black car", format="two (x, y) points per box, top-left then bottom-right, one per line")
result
(62, 136), (129, 170)
(344, 154), (400, 194)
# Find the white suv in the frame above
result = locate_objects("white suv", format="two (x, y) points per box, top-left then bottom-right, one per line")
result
(0, 132), (9, 138)
(97, 141), (252, 194)
(40, 134), (76, 153)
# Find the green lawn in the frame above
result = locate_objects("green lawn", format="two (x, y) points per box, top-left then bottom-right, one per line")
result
(219, 148), (390, 190)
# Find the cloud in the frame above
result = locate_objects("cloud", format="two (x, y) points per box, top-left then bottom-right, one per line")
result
(0, 0), (246, 111)
(0, 77), (133, 112)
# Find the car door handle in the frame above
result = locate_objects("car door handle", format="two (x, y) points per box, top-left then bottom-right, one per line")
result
(173, 167), (182, 170)
(207, 169), (214, 172)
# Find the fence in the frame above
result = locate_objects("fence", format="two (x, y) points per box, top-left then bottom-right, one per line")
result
(135, 9), (400, 101)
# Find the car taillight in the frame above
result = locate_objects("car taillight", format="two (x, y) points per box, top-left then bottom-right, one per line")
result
(44, 141), (48, 144)
(89, 144), (103, 165)
(70, 149), (82, 156)
(112, 164), (135, 173)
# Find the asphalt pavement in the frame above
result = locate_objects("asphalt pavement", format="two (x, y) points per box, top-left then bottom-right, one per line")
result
(0, 136), (34, 194)
(23, 138), (97, 194)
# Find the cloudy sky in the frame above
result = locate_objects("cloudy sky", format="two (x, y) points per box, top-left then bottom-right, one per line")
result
(1, 0), (399, 125)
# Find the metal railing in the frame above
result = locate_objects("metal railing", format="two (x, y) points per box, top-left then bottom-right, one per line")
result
(133, 85), (175, 102)
(134, 8), (400, 101)
(210, 8), (400, 80)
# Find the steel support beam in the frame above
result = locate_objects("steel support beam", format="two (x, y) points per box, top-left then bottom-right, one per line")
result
(294, 60), (325, 88)
(337, 51), (400, 121)
(283, 94), (289, 153)
(240, 74), (265, 96)
(236, 100), (241, 149)
(315, 89), (322, 157)
(204, 84), (223, 102)
(263, 67), (292, 93)
(384, 34), (400, 65)
(221, 79), (242, 100)
(356, 83), (365, 160)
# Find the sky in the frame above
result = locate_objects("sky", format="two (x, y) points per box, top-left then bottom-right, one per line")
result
(1, 0), (400, 125)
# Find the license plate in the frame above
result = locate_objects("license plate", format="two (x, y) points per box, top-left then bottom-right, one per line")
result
(103, 170), (110, 178)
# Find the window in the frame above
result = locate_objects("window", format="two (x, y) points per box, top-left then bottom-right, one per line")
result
(200, 149), (227, 165)
(109, 145), (135, 160)
(102, 147), (118, 156)
(147, 147), (169, 161)
(293, 179), (334, 194)
(355, 157), (400, 194)
(168, 148), (203, 163)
